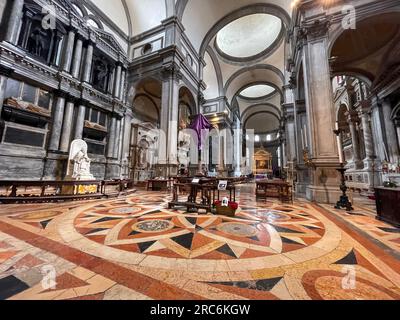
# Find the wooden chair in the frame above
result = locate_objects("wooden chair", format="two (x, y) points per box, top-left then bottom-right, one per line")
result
(279, 184), (293, 203)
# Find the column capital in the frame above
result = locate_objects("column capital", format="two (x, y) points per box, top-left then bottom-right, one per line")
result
(358, 100), (372, 116)
(300, 18), (330, 41)
(161, 64), (182, 82)
(345, 110), (359, 124)
(288, 71), (297, 89)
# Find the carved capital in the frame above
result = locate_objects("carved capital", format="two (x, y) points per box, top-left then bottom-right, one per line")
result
(161, 64), (182, 82)
(300, 18), (330, 41)
(289, 71), (297, 89)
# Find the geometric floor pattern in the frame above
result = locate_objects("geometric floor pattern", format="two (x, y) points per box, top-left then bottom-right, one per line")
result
(0, 185), (399, 300)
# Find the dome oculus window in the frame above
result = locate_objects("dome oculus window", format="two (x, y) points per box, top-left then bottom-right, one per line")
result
(240, 84), (276, 99)
(216, 14), (282, 60)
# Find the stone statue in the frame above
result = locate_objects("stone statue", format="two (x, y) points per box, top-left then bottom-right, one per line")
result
(66, 140), (95, 181)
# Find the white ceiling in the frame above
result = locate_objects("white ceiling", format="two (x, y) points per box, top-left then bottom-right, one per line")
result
(216, 14), (282, 58)
(87, 0), (292, 133)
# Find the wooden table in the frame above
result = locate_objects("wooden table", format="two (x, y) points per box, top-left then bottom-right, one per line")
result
(168, 181), (215, 213)
(146, 179), (174, 191)
(168, 178), (239, 213)
(256, 180), (292, 202)
(375, 187), (400, 227)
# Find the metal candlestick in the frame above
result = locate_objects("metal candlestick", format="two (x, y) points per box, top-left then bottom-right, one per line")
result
(335, 163), (354, 211)
(333, 128), (354, 211)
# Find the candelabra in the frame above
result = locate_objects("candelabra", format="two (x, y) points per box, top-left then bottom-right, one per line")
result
(333, 128), (354, 211)
(302, 148), (315, 168)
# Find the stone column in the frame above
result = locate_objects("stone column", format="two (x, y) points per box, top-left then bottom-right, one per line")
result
(301, 20), (341, 203)
(0, 75), (7, 116)
(346, 111), (362, 169)
(285, 108), (296, 162)
(82, 41), (94, 83)
(4, 0), (24, 45)
(71, 35), (84, 79)
(74, 104), (86, 140)
(382, 98), (399, 163)
(48, 95), (66, 151)
(159, 66), (180, 176)
(359, 102), (375, 169)
(395, 119), (400, 152)
(59, 99), (75, 152)
(119, 69), (126, 101)
(108, 67), (115, 95)
(113, 119), (121, 159)
(62, 29), (76, 73)
(113, 64), (122, 98)
(121, 110), (133, 165)
(233, 118), (242, 176)
(107, 116), (117, 159)
(370, 97), (386, 163)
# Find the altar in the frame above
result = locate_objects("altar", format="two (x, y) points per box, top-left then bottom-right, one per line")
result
(253, 149), (273, 175)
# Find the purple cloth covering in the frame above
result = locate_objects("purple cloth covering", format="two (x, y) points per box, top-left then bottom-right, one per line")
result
(188, 114), (214, 150)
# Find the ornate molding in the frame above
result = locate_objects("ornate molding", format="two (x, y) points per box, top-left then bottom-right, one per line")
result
(161, 63), (182, 82)
(300, 18), (331, 41)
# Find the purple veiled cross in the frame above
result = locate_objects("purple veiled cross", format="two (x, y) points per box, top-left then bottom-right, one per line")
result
(188, 114), (214, 151)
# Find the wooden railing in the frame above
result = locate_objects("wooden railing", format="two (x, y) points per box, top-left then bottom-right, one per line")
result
(0, 179), (135, 204)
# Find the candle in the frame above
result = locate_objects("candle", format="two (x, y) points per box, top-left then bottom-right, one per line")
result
(303, 124), (308, 148)
(337, 132), (344, 163)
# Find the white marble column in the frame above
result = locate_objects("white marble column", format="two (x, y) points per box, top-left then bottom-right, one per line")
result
(119, 69), (126, 101)
(301, 20), (341, 203)
(160, 68), (180, 169)
(71, 36), (83, 79)
(113, 119), (121, 159)
(59, 100), (75, 152)
(48, 95), (66, 151)
(0, 75), (7, 116)
(74, 104), (86, 140)
(62, 29), (76, 73)
(346, 112), (362, 169)
(359, 104), (375, 169)
(121, 110), (133, 165)
(113, 64), (122, 98)
(285, 111), (296, 162)
(107, 117), (117, 159)
(370, 97), (386, 163)
(4, 0), (24, 45)
(382, 98), (399, 163)
(82, 41), (94, 83)
(233, 119), (242, 176)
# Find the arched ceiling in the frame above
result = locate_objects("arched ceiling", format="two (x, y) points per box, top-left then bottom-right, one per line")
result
(179, 0), (291, 134)
(330, 12), (400, 85)
(89, 0), (292, 134)
(245, 112), (280, 134)
(91, 0), (170, 37)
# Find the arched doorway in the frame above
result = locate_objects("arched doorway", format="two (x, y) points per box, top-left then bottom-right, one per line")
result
(129, 78), (162, 182)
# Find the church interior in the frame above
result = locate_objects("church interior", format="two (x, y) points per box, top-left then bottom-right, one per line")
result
(0, 0), (399, 301)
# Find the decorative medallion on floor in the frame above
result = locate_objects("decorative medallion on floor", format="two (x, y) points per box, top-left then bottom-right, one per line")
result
(0, 189), (399, 300)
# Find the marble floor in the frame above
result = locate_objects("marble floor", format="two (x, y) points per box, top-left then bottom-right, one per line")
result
(0, 185), (399, 300)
